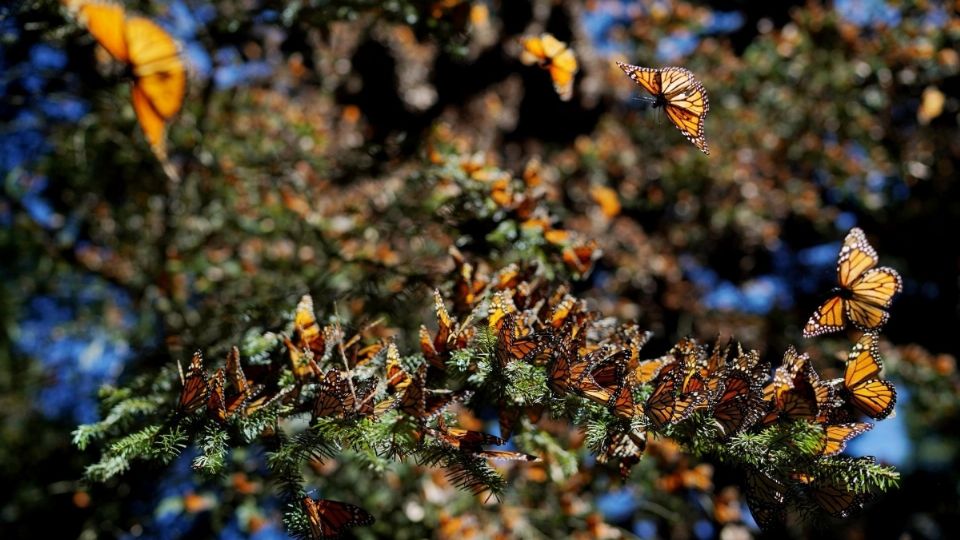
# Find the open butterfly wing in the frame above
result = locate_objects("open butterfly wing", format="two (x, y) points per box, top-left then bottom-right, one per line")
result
(70, 1), (129, 61)
(660, 67), (710, 154)
(819, 423), (872, 457)
(849, 379), (896, 419)
(803, 296), (845, 337)
(125, 17), (185, 119)
(847, 267), (902, 331)
(616, 62), (661, 97)
(837, 228), (879, 288)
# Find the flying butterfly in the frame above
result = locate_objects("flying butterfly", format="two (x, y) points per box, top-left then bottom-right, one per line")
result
(842, 332), (897, 419)
(301, 496), (374, 540)
(803, 228), (902, 337)
(616, 62), (710, 155)
(519, 33), (578, 101)
(65, 0), (186, 160)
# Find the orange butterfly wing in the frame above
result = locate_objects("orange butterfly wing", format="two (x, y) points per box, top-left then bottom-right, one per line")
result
(805, 228), (902, 337)
(69, 1), (129, 61)
(659, 67), (710, 154)
(844, 333), (896, 419)
(522, 33), (578, 101)
(616, 62), (661, 96)
(818, 423), (872, 457)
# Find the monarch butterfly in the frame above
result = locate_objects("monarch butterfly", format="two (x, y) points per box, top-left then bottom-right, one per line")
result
(494, 314), (545, 369)
(644, 368), (707, 428)
(581, 349), (637, 419)
(546, 320), (589, 395)
(295, 294), (326, 358)
(486, 291), (517, 331)
(711, 365), (765, 437)
(843, 333), (897, 419)
(560, 239), (601, 276)
(313, 370), (352, 419)
(284, 334), (313, 380)
(743, 467), (787, 531)
(301, 496), (374, 539)
(66, 0), (185, 160)
(616, 62), (710, 155)
(435, 418), (539, 461)
(816, 422), (872, 457)
(762, 347), (829, 424)
(177, 351), (208, 415)
(803, 228), (902, 337)
(385, 342), (412, 393)
(792, 468), (869, 518)
(398, 364), (472, 422)
(519, 33), (578, 101)
(596, 430), (647, 478)
(450, 247), (487, 312)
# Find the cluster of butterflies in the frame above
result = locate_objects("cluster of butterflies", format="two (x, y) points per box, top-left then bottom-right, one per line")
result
(519, 32), (711, 154)
(62, 0), (185, 160)
(173, 225), (902, 533)
(407, 228), (900, 528)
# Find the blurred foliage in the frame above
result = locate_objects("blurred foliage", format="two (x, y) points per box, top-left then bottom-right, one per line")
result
(2, 0), (960, 539)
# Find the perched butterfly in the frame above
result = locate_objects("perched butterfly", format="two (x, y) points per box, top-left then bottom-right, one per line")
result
(420, 290), (473, 371)
(842, 333), (897, 419)
(384, 342), (413, 394)
(434, 418), (539, 461)
(204, 348), (252, 422)
(177, 351), (208, 415)
(295, 294), (326, 358)
(66, 0), (186, 159)
(399, 364), (472, 423)
(520, 33), (578, 101)
(617, 62), (710, 155)
(711, 363), (766, 437)
(644, 367), (706, 428)
(596, 430), (647, 478)
(792, 468), (869, 519)
(761, 347), (825, 424)
(312, 370), (352, 419)
(803, 228), (902, 337)
(301, 496), (374, 539)
(743, 467), (787, 531)
(493, 314), (544, 369)
(816, 422), (872, 457)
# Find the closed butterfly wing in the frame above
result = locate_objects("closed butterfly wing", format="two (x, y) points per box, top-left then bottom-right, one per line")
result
(177, 351), (208, 415)
(744, 468), (786, 531)
(302, 497), (374, 539)
(295, 295), (326, 357)
(644, 368), (678, 428)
